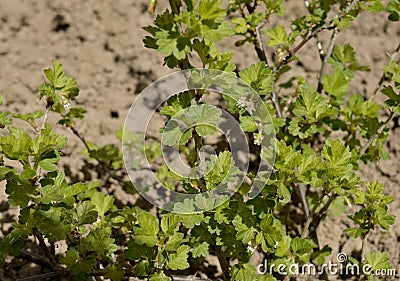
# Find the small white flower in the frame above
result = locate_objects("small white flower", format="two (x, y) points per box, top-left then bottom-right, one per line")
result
(253, 133), (262, 146)
(64, 102), (72, 110)
(247, 242), (256, 253)
(236, 96), (248, 109)
(247, 245), (256, 253)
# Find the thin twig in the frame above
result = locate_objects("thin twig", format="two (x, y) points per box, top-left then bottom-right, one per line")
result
(16, 271), (64, 281)
(276, 0), (359, 70)
(33, 229), (58, 268)
(301, 192), (326, 238)
(317, 193), (336, 219)
(282, 95), (294, 117)
(368, 42), (400, 101)
(15, 271), (214, 281)
(34, 107), (50, 134)
(36, 106), (50, 194)
(70, 126), (133, 189)
(251, 22), (282, 117)
(71, 126), (91, 151)
(172, 276), (213, 281)
(255, 23), (269, 67)
(298, 184), (309, 219)
(360, 231), (370, 264)
(359, 111), (394, 155)
(318, 28), (339, 91)
(303, 0), (325, 60)
(271, 92), (283, 117)
(40, 108), (49, 131)
(338, 0), (359, 19)
(216, 248), (229, 280)
(19, 249), (55, 270)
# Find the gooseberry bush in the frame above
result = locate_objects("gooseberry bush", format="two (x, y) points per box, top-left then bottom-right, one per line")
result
(1, 0), (400, 280)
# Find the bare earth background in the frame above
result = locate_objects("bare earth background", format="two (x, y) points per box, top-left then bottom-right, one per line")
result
(0, 0), (399, 280)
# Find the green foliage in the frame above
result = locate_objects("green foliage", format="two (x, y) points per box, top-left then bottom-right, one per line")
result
(346, 181), (395, 238)
(0, 1), (398, 280)
(239, 62), (274, 95)
(39, 60), (79, 110)
(386, 0), (400, 21)
(13, 111), (44, 129)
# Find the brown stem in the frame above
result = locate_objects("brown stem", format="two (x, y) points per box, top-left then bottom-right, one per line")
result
(301, 192), (326, 238)
(33, 229), (58, 267)
(271, 92), (283, 118)
(360, 111), (394, 155)
(70, 126), (128, 187)
(360, 231), (370, 264)
(338, 0), (359, 19)
(316, 193), (336, 220)
(71, 126), (91, 151)
(303, 0), (325, 60)
(298, 184), (309, 219)
(216, 247), (229, 280)
(282, 95), (294, 117)
(368, 42), (400, 101)
(19, 249), (55, 270)
(171, 276), (214, 281)
(15, 272), (65, 281)
(248, 13), (283, 118)
(276, 0), (359, 70)
(35, 106), (51, 195)
(318, 28), (339, 91)
(254, 23), (269, 67)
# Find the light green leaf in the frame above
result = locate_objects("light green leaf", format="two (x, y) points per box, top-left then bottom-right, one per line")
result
(161, 214), (180, 235)
(194, 194), (216, 210)
(13, 111), (44, 127)
(133, 260), (150, 277)
(91, 191), (114, 217)
(266, 25), (289, 46)
(149, 272), (171, 281)
(365, 252), (392, 271)
(195, 124), (217, 136)
(156, 30), (190, 60)
(240, 115), (257, 132)
(231, 263), (257, 281)
(81, 228), (117, 259)
(165, 232), (185, 251)
(167, 245), (190, 270)
(322, 70), (349, 98)
(105, 264), (125, 281)
(239, 62), (274, 95)
(275, 235), (291, 257)
(75, 201), (98, 225)
(0, 111), (12, 128)
(133, 212), (159, 247)
(192, 242), (209, 258)
(179, 213), (204, 228)
(290, 237), (317, 255)
(65, 182), (87, 198)
(322, 139), (352, 168)
(332, 44), (357, 65)
(187, 104), (221, 134)
(39, 158), (58, 172)
(198, 0), (225, 20)
(173, 198), (195, 214)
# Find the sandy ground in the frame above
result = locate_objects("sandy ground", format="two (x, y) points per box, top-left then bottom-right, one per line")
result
(0, 0), (399, 280)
